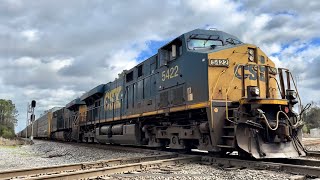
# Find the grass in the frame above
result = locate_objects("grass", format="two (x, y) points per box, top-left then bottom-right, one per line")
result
(0, 145), (18, 149)
(0, 137), (33, 146)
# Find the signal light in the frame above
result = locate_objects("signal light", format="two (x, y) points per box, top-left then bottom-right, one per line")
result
(30, 114), (35, 121)
(31, 100), (36, 108)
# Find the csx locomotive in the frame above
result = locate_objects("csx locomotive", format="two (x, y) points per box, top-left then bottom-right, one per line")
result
(19, 29), (305, 159)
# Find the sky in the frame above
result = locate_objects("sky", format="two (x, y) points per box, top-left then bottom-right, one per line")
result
(1, 0), (319, 132)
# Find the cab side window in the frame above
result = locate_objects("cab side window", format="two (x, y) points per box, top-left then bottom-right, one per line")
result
(158, 38), (182, 67)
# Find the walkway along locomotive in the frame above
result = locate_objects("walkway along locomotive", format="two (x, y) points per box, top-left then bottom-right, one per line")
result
(20, 29), (305, 159)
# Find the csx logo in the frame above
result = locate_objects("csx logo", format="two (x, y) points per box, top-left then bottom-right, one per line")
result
(104, 86), (122, 110)
(234, 65), (266, 82)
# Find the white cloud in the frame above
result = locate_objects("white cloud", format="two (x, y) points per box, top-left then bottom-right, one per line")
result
(47, 58), (74, 71)
(269, 56), (282, 68)
(104, 49), (140, 72)
(11, 57), (42, 67)
(21, 29), (39, 42)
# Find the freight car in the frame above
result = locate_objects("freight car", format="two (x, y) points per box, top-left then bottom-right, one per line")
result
(20, 108), (59, 139)
(19, 29), (305, 159)
(51, 107), (72, 140)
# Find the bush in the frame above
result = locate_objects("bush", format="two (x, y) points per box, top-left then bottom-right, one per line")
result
(302, 124), (309, 134)
(0, 125), (15, 139)
(1, 129), (15, 139)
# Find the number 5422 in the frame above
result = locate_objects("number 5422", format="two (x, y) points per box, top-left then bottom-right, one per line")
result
(162, 65), (179, 81)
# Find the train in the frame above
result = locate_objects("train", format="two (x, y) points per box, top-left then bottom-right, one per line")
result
(18, 29), (306, 159)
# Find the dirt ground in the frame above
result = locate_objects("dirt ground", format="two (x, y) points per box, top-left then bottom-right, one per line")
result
(302, 137), (320, 152)
(302, 137), (320, 146)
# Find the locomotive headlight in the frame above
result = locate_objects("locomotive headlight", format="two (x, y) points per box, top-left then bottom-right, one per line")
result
(248, 49), (254, 55)
(248, 48), (255, 62)
(249, 86), (260, 97)
(248, 55), (254, 62)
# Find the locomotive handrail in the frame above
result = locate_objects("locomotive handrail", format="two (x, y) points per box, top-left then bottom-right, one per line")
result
(224, 63), (244, 124)
(278, 68), (303, 115)
(210, 69), (226, 100)
(288, 70), (303, 114)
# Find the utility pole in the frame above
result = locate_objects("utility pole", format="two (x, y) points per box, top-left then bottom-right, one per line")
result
(30, 100), (36, 140)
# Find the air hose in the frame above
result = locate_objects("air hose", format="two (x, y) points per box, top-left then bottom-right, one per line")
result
(260, 109), (305, 131)
(260, 111), (279, 131)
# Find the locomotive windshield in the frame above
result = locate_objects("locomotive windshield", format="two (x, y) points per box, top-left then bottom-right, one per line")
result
(187, 34), (223, 50)
(225, 38), (243, 45)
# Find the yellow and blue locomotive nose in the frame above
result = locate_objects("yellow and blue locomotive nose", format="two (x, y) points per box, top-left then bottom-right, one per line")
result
(207, 44), (305, 158)
(207, 44), (278, 102)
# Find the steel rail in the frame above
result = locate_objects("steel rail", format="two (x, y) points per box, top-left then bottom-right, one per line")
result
(27, 156), (200, 180)
(203, 156), (320, 177)
(307, 151), (320, 158)
(267, 158), (320, 167)
(0, 154), (177, 180)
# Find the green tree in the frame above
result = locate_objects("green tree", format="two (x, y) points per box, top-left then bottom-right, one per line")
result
(302, 101), (320, 133)
(0, 99), (18, 139)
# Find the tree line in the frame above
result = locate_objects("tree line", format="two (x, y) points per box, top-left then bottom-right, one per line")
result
(0, 99), (18, 139)
(302, 101), (320, 133)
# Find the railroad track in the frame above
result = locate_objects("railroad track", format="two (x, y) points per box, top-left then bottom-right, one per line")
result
(307, 151), (320, 158)
(2, 153), (320, 179)
(202, 156), (320, 178)
(0, 154), (199, 180)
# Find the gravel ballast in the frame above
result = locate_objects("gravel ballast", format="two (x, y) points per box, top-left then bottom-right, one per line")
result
(111, 163), (293, 180)
(0, 140), (149, 171)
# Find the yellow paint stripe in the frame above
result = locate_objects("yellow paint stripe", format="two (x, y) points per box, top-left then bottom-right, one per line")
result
(239, 99), (288, 105)
(142, 111), (158, 116)
(157, 109), (164, 114)
(187, 102), (210, 109)
(170, 106), (186, 112)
